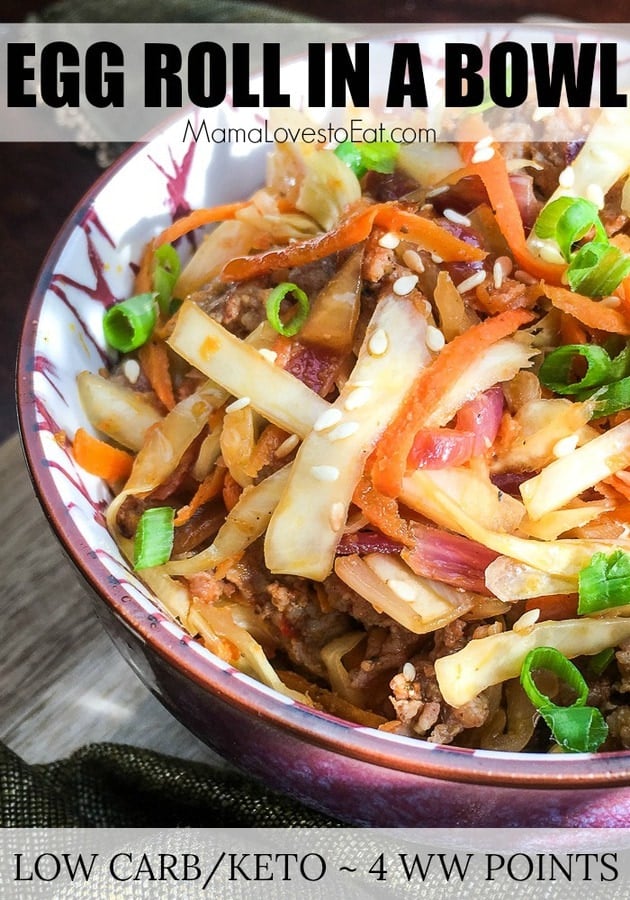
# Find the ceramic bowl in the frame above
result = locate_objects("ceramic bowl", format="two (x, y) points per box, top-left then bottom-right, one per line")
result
(17, 24), (630, 826)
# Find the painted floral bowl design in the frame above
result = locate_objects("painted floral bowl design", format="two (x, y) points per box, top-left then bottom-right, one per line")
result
(17, 25), (630, 826)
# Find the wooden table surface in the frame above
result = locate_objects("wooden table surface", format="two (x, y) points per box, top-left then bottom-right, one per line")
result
(1, 2), (627, 771)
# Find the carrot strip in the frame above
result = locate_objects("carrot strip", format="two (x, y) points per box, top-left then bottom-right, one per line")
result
(245, 424), (289, 478)
(456, 118), (565, 284)
(371, 308), (535, 497)
(352, 475), (415, 547)
(559, 312), (589, 345)
(174, 466), (225, 527)
(73, 428), (133, 482)
(524, 594), (579, 622)
(541, 283), (630, 335)
(221, 202), (484, 282)
(138, 339), (176, 410)
(135, 201), (248, 294)
(222, 471), (242, 511)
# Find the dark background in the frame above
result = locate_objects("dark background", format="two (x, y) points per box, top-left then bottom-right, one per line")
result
(2, 1), (627, 442)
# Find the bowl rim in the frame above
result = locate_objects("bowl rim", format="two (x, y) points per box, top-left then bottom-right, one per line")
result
(16, 24), (630, 791)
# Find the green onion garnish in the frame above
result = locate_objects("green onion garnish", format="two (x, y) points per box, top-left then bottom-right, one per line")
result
(520, 647), (608, 753)
(266, 282), (310, 337)
(133, 506), (175, 570)
(334, 139), (398, 179)
(578, 549), (630, 615)
(152, 243), (181, 315)
(534, 197), (607, 263)
(538, 343), (613, 395)
(103, 293), (158, 353)
(588, 647), (616, 676)
(567, 241), (630, 297)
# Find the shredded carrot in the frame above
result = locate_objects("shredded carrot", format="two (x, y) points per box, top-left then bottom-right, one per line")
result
(174, 466), (225, 526)
(352, 475), (415, 547)
(456, 118), (565, 284)
(245, 424), (289, 478)
(222, 471), (242, 511)
(138, 339), (176, 410)
(134, 201), (248, 294)
(541, 283), (630, 335)
(73, 427), (133, 482)
(371, 308), (535, 497)
(559, 312), (589, 345)
(221, 202), (485, 282)
(524, 594), (579, 622)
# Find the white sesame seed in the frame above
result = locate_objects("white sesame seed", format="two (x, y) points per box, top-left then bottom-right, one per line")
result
(368, 328), (389, 357)
(425, 325), (446, 352)
(586, 183), (605, 210)
(329, 501), (345, 532)
(311, 465), (340, 482)
(402, 248), (425, 273)
(403, 662), (416, 682)
(471, 146), (495, 164)
(388, 578), (416, 602)
(344, 386), (372, 411)
(258, 347), (278, 364)
(313, 407), (343, 432)
(426, 184), (449, 198)
(512, 608), (540, 634)
(493, 260), (504, 290)
(122, 358), (140, 384)
(378, 232), (400, 250)
(275, 433), (300, 458)
(328, 421), (360, 442)
(393, 274), (419, 296)
(473, 135), (494, 152)
(443, 208), (472, 227)
(456, 270), (486, 294)
(601, 295), (621, 308)
(552, 433), (579, 458)
(558, 166), (575, 189)
(431, 253), (443, 264)
(225, 396), (250, 413)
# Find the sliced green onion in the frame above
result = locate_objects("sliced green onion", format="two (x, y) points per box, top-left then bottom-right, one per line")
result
(521, 646), (588, 709)
(534, 197), (607, 262)
(520, 647), (608, 752)
(152, 243), (181, 315)
(538, 343), (613, 395)
(578, 549), (630, 614)
(590, 375), (630, 417)
(334, 139), (398, 179)
(266, 282), (310, 337)
(540, 705), (609, 753)
(567, 241), (630, 297)
(588, 647), (616, 676)
(103, 293), (157, 353)
(134, 506), (175, 570)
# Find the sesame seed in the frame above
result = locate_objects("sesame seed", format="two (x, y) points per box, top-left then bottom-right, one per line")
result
(471, 146), (495, 164)
(313, 408), (343, 432)
(473, 135), (494, 152)
(443, 208), (472, 227)
(378, 232), (400, 250)
(552, 433), (579, 458)
(225, 396), (250, 413)
(601, 295), (621, 308)
(393, 274), (419, 296)
(586, 183), (605, 209)
(368, 328), (389, 357)
(558, 166), (575, 189)
(311, 465), (340, 482)
(329, 501), (345, 532)
(344, 386), (372, 411)
(514, 269), (538, 285)
(426, 185), (449, 198)
(122, 359), (140, 384)
(401, 248), (425, 273)
(275, 433), (300, 458)
(388, 578), (416, 602)
(258, 347), (278, 364)
(456, 270), (486, 294)
(403, 662), (416, 682)
(425, 325), (445, 352)
(328, 421), (360, 442)
(493, 256), (513, 291)
(431, 253), (443, 264)
(513, 608), (540, 634)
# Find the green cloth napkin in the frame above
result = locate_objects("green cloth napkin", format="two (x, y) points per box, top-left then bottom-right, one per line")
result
(0, 742), (338, 827)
